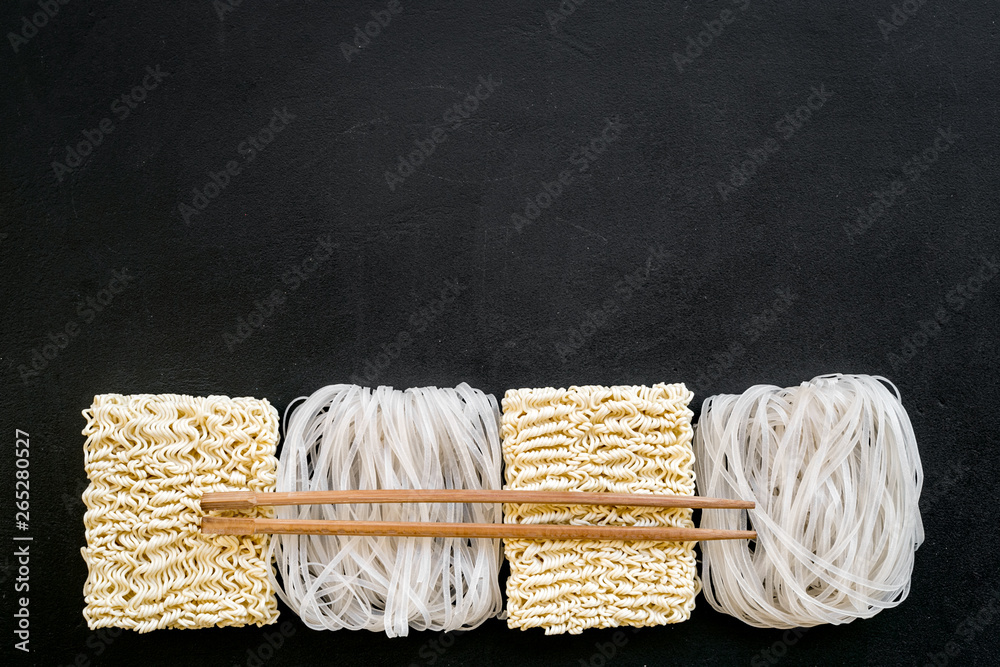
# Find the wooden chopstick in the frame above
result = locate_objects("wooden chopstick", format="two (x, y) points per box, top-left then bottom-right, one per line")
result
(200, 490), (755, 511)
(201, 516), (756, 541)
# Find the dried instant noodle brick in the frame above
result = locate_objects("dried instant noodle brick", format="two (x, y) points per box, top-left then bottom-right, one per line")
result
(81, 394), (280, 632)
(502, 384), (700, 634)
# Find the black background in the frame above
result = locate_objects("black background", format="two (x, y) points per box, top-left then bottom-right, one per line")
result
(2, 1), (999, 665)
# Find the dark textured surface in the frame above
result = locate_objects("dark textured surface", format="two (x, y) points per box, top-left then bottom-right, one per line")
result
(2, 1), (999, 665)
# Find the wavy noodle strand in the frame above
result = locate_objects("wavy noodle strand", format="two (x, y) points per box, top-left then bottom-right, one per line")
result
(81, 394), (280, 632)
(502, 383), (700, 635)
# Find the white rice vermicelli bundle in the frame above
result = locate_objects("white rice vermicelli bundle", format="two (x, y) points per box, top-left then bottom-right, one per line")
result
(693, 374), (924, 628)
(267, 384), (504, 637)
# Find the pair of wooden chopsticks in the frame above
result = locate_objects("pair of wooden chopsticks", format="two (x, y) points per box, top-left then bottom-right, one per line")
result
(200, 490), (756, 542)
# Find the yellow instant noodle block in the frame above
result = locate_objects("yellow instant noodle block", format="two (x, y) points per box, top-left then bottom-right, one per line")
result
(502, 384), (700, 634)
(81, 394), (280, 632)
